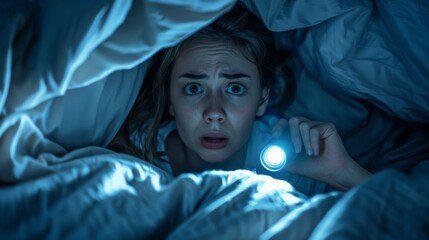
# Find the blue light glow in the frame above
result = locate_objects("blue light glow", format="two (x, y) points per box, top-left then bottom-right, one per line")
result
(260, 145), (287, 172)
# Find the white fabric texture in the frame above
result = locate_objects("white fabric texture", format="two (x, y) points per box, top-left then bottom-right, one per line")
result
(0, 0), (235, 182)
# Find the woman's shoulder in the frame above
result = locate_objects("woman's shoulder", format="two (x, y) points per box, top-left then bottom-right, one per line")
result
(255, 114), (279, 131)
(158, 120), (177, 141)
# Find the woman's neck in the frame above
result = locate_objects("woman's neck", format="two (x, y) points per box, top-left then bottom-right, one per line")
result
(165, 130), (247, 176)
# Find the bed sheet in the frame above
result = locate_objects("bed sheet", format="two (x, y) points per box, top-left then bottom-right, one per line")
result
(243, 0), (429, 173)
(1, 151), (428, 239)
(0, 0), (235, 182)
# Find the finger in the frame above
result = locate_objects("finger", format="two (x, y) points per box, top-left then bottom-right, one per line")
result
(288, 117), (302, 153)
(299, 121), (313, 156)
(310, 127), (320, 156)
(272, 118), (288, 138)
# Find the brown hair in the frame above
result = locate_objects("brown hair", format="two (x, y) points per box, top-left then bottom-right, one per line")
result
(109, 4), (294, 162)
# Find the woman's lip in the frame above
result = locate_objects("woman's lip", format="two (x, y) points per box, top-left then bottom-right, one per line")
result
(202, 132), (228, 138)
(200, 133), (229, 149)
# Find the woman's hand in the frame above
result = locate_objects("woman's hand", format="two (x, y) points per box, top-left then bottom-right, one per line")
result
(272, 117), (371, 191)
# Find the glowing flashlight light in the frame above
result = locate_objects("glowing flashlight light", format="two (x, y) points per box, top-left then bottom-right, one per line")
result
(260, 145), (287, 172)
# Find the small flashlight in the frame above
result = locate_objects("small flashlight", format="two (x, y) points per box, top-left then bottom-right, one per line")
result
(260, 145), (287, 172)
(259, 127), (296, 172)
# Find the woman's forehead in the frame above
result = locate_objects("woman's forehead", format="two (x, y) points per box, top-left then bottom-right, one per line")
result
(181, 38), (241, 56)
(174, 39), (256, 68)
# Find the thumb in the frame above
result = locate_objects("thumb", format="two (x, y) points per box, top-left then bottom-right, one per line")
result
(272, 118), (288, 138)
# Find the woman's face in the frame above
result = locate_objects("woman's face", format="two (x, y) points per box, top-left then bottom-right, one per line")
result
(169, 38), (268, 163)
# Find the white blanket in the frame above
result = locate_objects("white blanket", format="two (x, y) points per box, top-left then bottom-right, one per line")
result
(1, 150), (428, 239)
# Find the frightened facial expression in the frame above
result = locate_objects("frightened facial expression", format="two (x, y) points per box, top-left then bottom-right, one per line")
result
(169, 38), (268, 163)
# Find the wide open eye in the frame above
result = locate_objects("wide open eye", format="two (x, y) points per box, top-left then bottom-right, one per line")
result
(226, 83), (246, 95)
(183, 83), (203, 95)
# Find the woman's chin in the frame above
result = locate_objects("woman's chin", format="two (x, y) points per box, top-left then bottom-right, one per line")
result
(196, 147), (245, 169)
(198, 152), (229, 164)
(201, 156), (228, 164)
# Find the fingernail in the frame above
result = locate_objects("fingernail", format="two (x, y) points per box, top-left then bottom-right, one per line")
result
(307, 149), (312, 156)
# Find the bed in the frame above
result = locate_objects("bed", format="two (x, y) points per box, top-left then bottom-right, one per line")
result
(1, 0), (429, 239)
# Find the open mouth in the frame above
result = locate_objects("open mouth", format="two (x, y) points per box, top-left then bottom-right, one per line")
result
(203, 137), (227, 142)
(201, 136), (229, 149)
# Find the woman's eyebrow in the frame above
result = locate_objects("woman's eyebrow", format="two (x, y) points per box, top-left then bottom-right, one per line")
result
(178, 73), (251, 79)
(220, 73), (250, 79)
(178, 73), (207, 79)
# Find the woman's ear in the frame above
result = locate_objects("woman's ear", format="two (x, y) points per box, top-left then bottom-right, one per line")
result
(169, 104), (175, 116)
(256, 87), (270, 116)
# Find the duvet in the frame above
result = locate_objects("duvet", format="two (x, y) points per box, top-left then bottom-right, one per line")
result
(1, 0), (429, 239)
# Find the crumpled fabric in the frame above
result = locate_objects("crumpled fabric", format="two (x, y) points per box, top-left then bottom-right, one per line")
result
(0, 0), (235, 182)
(244, 0), (429, 123)
(243, 0), (429, 174)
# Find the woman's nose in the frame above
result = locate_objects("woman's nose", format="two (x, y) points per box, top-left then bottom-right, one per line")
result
(205, 111), (225, 123)
(203, 98), (226, 124)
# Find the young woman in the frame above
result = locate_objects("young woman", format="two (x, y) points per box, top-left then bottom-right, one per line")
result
(110, 4), (371, 195)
